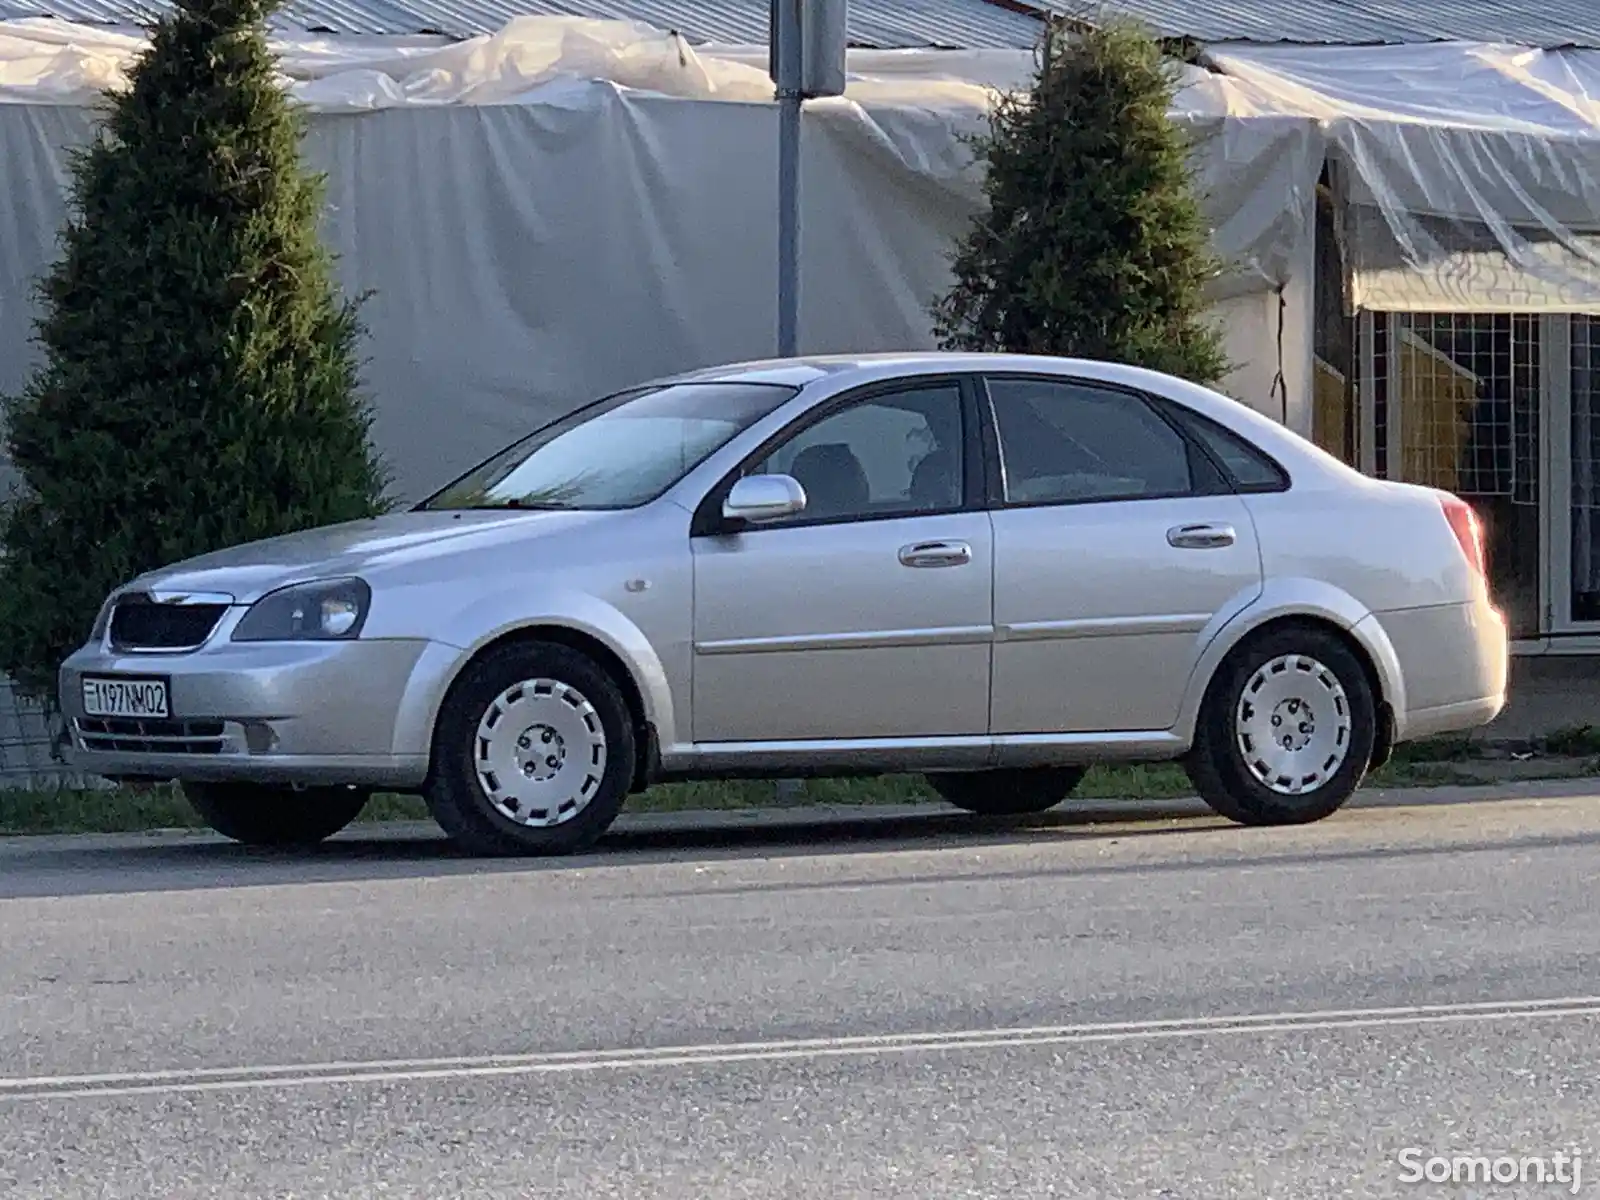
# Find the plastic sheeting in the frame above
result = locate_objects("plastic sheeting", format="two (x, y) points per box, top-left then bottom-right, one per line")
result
(0, 15), (1017, 108)
(1210, 42), (1600, 313)
(0, 16), (1321, 501)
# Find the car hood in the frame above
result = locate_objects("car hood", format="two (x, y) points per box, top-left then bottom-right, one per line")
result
(124, 509), (609, 603)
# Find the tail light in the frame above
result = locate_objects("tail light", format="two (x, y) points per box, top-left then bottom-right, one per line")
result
(1438, 493), (1486, 578)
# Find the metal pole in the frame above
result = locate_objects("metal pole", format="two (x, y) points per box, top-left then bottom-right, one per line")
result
(775, 0), (801, 358)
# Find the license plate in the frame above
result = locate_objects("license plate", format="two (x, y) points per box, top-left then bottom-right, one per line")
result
(81, 675), (170, 720)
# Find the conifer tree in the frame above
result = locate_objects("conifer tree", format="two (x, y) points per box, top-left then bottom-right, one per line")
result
(0, 0), (387, 696)
(934, 17), (1230, 384)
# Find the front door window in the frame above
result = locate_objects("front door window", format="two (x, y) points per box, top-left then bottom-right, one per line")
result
(751, 384), (965, 523)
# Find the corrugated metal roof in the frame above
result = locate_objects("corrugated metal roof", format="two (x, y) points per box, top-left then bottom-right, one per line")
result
(10, 0), (1596, 50)
(0, 0), (1045, 46)
(1013, 0), (1600, 48)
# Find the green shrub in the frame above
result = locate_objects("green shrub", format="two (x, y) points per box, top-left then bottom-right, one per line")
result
(0, 0), (387, 697)
(933, 16), (1230, 385)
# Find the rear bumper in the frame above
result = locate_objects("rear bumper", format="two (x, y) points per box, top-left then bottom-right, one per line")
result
(58, 636), (461, 788)
(1397, 695), (1506, 742)
(1363, 597), (1508, 741)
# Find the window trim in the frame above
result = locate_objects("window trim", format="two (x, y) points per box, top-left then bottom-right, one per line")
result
(689, 374), (987, 537)
(975, 372), (1234, 511)
(1151, 398), (1293, 495)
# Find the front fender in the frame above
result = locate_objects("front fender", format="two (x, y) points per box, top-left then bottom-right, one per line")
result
(392, 586), (680, 763)
(1170, 577), (1407, 745)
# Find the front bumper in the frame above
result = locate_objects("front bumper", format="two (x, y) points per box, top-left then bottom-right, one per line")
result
(59, 637), (461, 788)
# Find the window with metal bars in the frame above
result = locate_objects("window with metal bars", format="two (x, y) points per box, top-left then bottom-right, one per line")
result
(1357, 312), (1541, 638)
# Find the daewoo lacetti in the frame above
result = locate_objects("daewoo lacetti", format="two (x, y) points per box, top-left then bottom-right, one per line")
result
(60, 353), (1509, 855)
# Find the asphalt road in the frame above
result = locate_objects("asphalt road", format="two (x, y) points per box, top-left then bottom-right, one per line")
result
(4, 781), (1600, 1199)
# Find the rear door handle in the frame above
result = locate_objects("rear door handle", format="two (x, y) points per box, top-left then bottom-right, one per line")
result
(898, 540), (973, 568)
(1167, 523), (1237, 549)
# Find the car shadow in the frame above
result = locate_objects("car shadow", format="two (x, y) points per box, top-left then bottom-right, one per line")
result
(4, 781), (1599, 900)
(0, 804), (1233, 899)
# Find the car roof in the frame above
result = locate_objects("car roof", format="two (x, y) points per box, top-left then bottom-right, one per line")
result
(657, 352), (1220, 397)
(654, 355), (886, 389)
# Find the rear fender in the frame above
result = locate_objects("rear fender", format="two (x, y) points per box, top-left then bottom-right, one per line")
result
(1170, 577), (1407, 746)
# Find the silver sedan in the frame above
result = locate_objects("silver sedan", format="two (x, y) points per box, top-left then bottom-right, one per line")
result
(60, 353), (1508, 855)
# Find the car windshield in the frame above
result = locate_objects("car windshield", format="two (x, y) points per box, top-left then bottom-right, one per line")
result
(421, 381), (800, 511)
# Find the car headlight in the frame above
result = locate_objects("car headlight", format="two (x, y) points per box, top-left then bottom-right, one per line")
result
(231, 578), (371, 642)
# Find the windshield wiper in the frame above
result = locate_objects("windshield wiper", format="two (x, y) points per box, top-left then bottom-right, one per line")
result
(455, 499), (569, 511)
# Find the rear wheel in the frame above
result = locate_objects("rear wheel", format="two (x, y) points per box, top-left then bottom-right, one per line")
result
(925, 766), (1087, 816)
(424, 640), (636, 856)
(1186, 624), (1376, 826)
(183, 781), (371, 847)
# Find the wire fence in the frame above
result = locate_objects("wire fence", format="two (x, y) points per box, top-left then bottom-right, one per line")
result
(0, 678), (98, 791)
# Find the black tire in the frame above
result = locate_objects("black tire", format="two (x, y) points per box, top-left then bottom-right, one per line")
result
(424, 640), (636, 856)
(1185, 624), (1376, 826)
(183, 781), (371, 847)
(925, 766), (1087, 816)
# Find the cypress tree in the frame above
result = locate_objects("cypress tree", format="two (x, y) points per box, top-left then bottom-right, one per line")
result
(933, 17), (1231, 384)
(0, 0), (387, 696)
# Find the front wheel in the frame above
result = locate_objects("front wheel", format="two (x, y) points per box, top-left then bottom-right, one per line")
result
(925, 766), (1087, 816)
(183, 781), (371, 846)
(424, 640), (636, 856)
(1185, 625), (1377, 826)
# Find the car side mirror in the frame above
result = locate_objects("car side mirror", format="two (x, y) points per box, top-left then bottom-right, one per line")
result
(722, 474), (807, 524)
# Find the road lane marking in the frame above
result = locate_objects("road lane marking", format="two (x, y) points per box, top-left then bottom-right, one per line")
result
(4, 995), (1598, 1102)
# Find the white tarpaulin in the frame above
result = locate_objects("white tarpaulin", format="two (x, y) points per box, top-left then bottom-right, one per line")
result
(1209, 41), (1600, 313)
(0, 16), (1322, 502)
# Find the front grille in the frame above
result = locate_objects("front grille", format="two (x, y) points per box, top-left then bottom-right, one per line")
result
(109, 598), (228, 650)
(76, 717), (228, 755)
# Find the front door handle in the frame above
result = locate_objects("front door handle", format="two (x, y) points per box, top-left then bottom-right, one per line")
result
(1167, 523), (1237, 550)
(898, 540), (973, 568)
